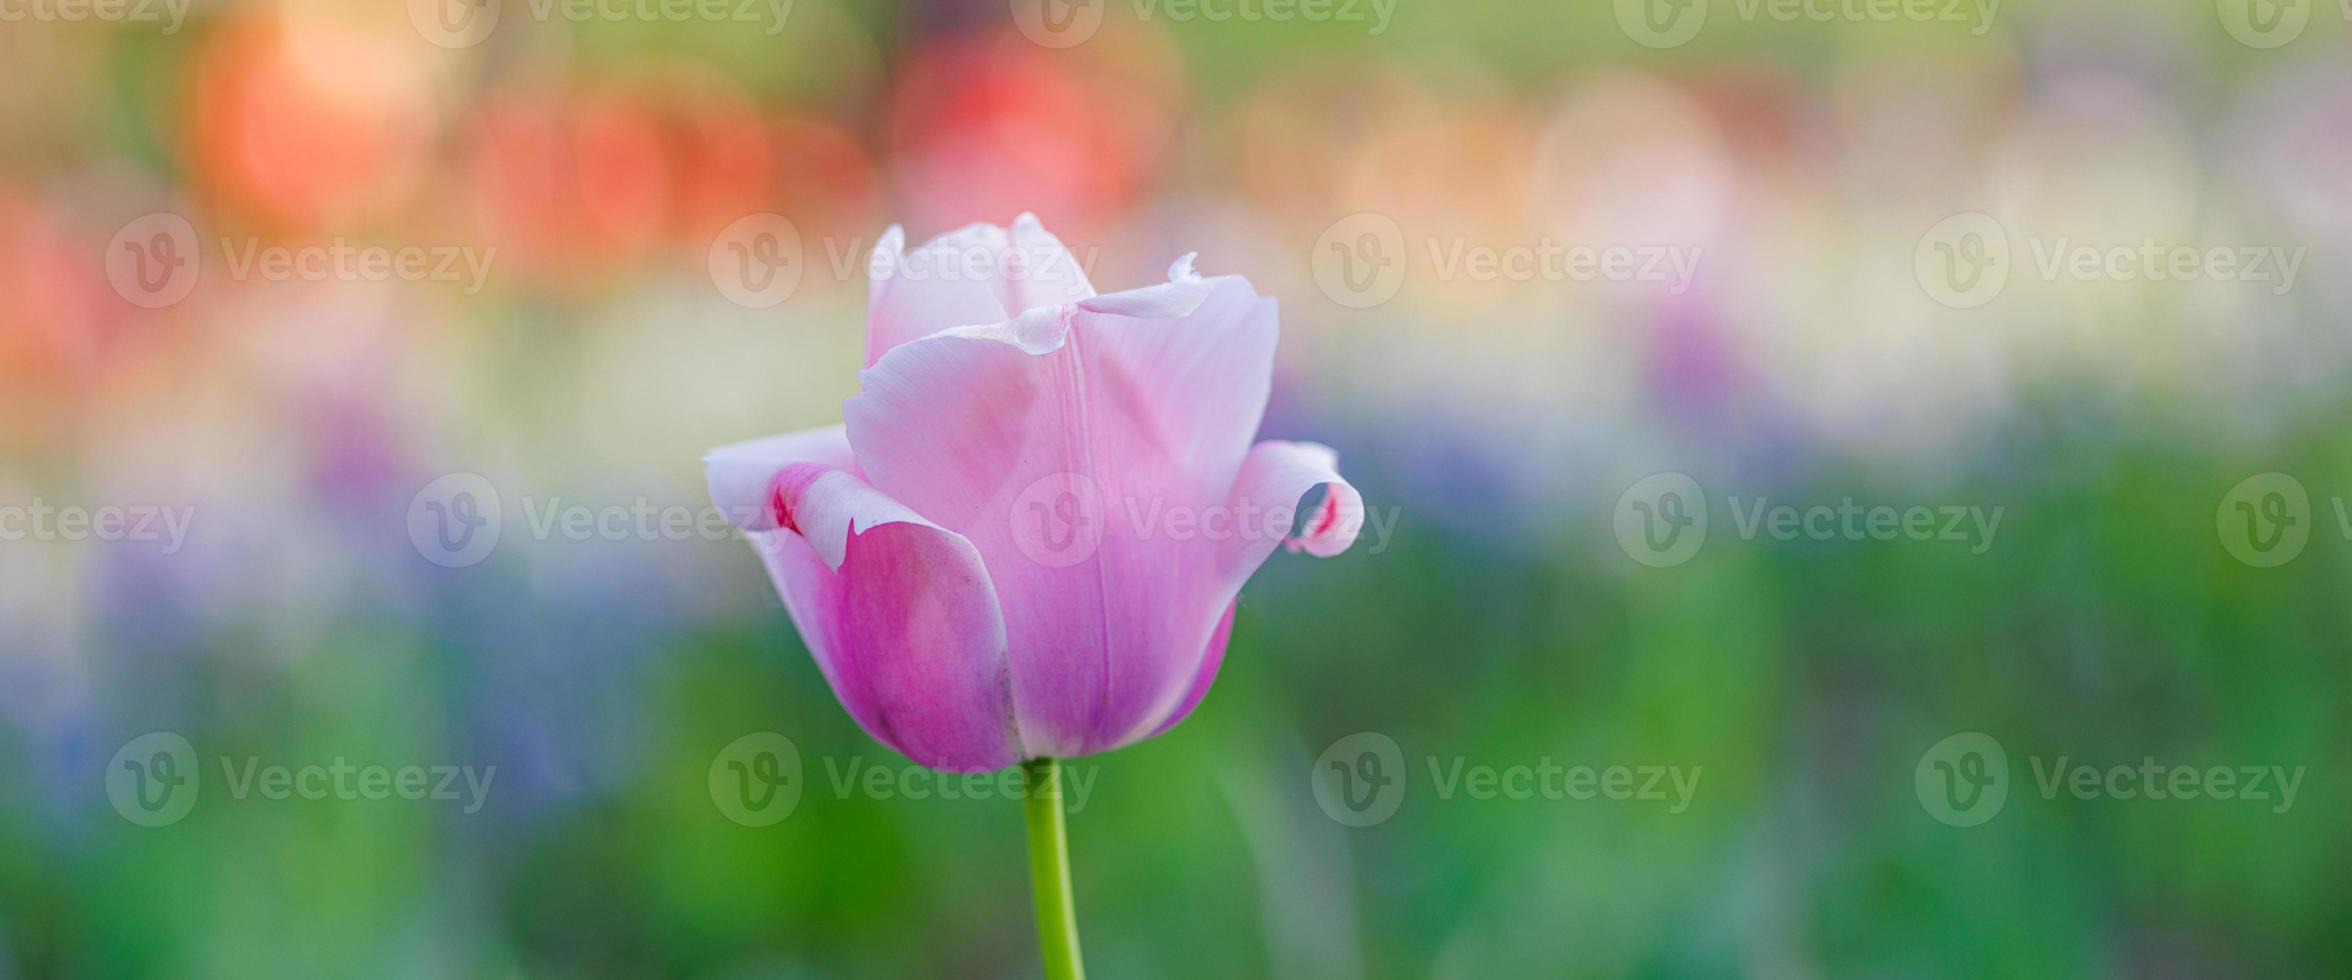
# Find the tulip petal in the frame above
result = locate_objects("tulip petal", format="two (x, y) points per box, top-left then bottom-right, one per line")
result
(863, 216), (1100, 366)
(1221, 440), (1366, 566)
(844, 274), (1279, 757)
(709, 428), (1020, 772)
(1003, 212), (1098, 311)
(865, 222), (1011, 366)
(705, 424), (858, 532)
(1145, 601), (1236, 739)
(1075, 253), (1214, 319)
(1148, 443), (1362, 737)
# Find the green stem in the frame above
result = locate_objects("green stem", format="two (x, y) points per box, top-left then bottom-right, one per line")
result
(1022, 757), (1086, 980)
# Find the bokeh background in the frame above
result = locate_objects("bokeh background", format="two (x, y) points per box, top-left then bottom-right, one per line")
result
(5, 0), (2351, 975)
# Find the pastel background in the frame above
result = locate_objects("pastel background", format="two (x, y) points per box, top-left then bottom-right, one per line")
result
(3, 0), (2349, 975)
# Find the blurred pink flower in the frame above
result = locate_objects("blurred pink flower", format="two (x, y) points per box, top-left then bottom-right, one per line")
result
(706, 215), (1362, 772)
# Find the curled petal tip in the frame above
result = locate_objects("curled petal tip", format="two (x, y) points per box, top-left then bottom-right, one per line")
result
(1168, 252), (1200, 282)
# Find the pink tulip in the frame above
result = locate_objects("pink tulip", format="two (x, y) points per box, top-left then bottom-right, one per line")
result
(706, 214), (1363, 773)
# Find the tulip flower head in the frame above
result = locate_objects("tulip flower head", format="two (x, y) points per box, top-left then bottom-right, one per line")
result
(706, 215), (1362, 772)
